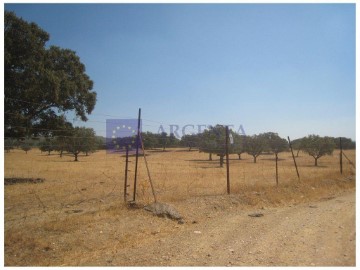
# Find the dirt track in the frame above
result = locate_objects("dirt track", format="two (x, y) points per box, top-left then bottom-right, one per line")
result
(111, 190), (355, 266)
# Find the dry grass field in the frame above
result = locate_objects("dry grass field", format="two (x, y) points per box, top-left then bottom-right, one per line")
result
(4, 148), (356, 266)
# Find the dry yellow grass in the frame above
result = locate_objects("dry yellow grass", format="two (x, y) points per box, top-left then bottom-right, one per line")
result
(4, 147), (355, 266)
(4, 148), (355, 212)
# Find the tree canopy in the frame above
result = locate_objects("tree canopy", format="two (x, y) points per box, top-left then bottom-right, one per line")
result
(140, 132), (180, 150)
(180, 134), (201, 151)
(196, 125), (243, 167)
(5, 11), (97, 138)
(244, 135), (266, 163)
(259, 132), (288, 157)
(65, 127), (97, 161)
(301, 135), (336, 166)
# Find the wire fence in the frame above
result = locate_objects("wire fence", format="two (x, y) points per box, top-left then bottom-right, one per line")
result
(4, 101), (356, 229)
(4, 142), (356, 230)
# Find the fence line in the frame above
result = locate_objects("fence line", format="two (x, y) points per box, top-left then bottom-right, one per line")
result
(5, 157), (356, 231)
(4, 118), (356, 230)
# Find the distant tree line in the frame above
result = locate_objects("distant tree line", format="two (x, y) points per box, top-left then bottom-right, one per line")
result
(5, 126), (103, 161)
(174, 125), (355, 167)
(106, 126), (355, 167)
(176, 125), (289, 167)
(141, 131), (180, 150)
(6, 125), (355, 165)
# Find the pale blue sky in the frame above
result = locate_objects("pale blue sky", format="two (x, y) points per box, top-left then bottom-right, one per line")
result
(4, 4), (356, 140)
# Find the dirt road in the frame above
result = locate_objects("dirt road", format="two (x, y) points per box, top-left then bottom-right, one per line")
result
(110, 191), (355, 266)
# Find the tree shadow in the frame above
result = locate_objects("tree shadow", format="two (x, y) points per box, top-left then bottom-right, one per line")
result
(186, 159), (217, 163)
(125, 153), (150, 157)
(300, 164), (328, 168)
(173, 149), (199, 152)
(146, 149), (168, 153)
(260, 158), (287, 161)
(42, 153), (91, 162)
(38, 153), (59, 156)
(199, 166), (223, 169)
(260, 152), (274, 156)
(5, 177), (45, 185)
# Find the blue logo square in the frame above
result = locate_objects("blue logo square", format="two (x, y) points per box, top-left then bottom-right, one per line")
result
(106, 119), (142, 154)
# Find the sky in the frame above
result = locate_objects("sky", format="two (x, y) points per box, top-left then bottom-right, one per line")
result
(4, 3), (356, 140)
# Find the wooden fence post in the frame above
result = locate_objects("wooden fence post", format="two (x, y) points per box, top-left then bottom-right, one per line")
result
(124, 146), (129, 202)
(133, 108), (141, 202)
(275, 153), (279, 186)
(225, 126), (230, 194)
(340, 137), (343, 174)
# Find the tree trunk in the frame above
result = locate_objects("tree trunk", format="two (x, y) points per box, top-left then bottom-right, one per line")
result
(253, 155), (257, 163)
(188, 146), (192, 151)
(220, 155), (224, 167)
(315, 157), (318, 166)
(209, 153), (212, 161)
(60, 150), (63, 158)
(296, 149), (300, 157)
(238, 153), (242, 160)
(48, 150), (51, 155)
(74, 152), (78, 162)
(86, 151), (89, 156)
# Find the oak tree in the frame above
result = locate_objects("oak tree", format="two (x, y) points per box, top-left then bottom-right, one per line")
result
(244, 135), (266, 163)
(65, 127), (97, 161)
(5, 11), (96, 138)
(302, 135), (335, 166)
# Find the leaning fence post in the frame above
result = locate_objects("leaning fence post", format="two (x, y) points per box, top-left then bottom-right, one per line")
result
(288, 136), (300, 181)
(342, 151), (355, 169)
(139, 133), (157, 203)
